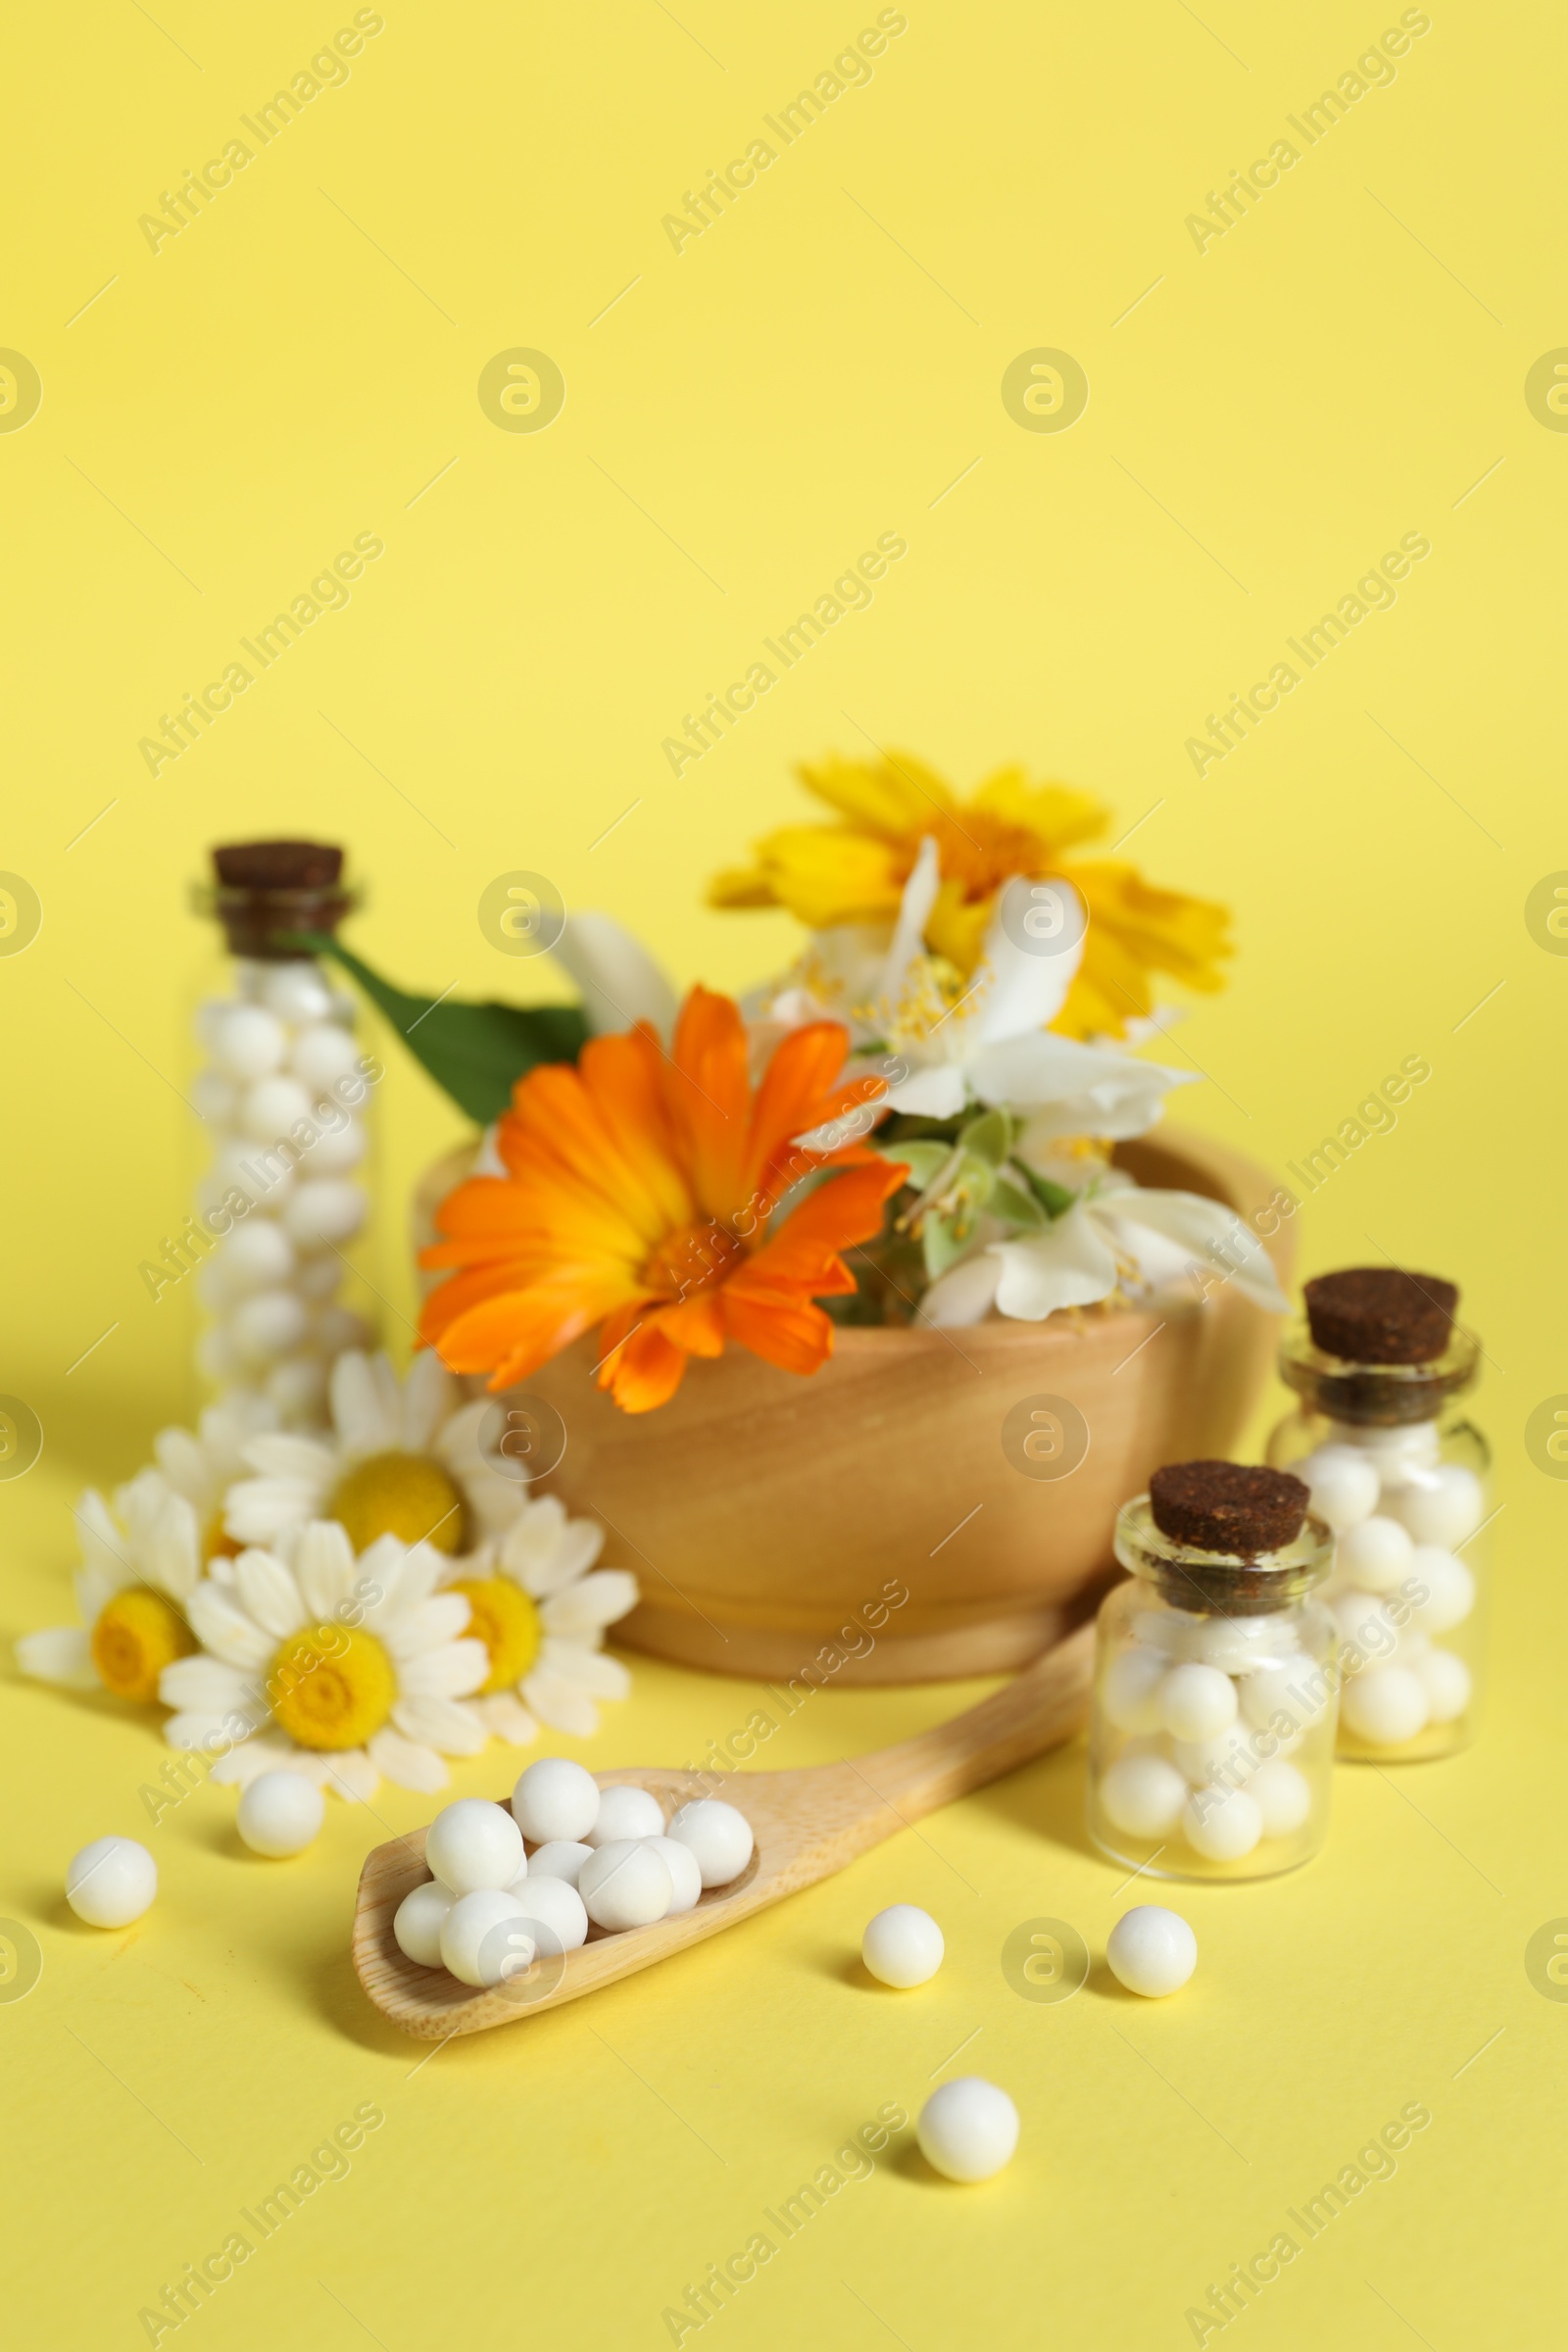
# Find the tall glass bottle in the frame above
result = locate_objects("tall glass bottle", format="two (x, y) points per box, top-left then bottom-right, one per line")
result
(184, 841), (379, 1428)
(1266, 1266), (1488, 1760)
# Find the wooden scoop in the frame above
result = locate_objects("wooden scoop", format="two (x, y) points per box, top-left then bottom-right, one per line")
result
(351, 1621), (1095, 2038)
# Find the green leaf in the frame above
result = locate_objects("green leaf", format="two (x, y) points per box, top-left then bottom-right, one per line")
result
(959, 1106), (1014, 1167)
(990, 1176), (1047, 1232)
(293, 932), (590, 1125)
(874, 1139), (952, 1188)
(1013, 1160), (1079, 1220)
(921, 1209), (975, 1280)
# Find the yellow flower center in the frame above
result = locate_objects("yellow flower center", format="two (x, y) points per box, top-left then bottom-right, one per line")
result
(450, 1577), (541, 1695)
(327, 1450), (466, 1555)
(91, 1588), (196, 1702)
(270, 1624), (396, 1750)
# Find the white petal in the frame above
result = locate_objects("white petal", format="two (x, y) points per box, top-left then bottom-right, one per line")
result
(1104, 1186), (1290, 1314)
(16, 1627), (94, 1686)
(366, 1727), (448, 1792)
(147, 1494), (202, 1602)
(384, 1541), (444, 1615)
(292, 1519), (359, 1622)
(973, 874), (1084, 1044)
(355, 1535), (407, 1625)
(919, 1249), (1003, 1327)
(991, 1202), (1119, 1320)
(317, 1747), (381, 1801)
(880, 1063), (969, 1120)
(391, 1692), (489, 1754)
(186, 1582), (275, 1669)
(397, 1637), (489, 1697)
(329, 1350), (398, 1458)
(552, 908), (679, 1041)
(399, 1348), (455, 1452)
(380, 1592), (471, 1660)
(540, 1570), (639, 1638)
(476, 1692), (539, 1744)
(222, 1476), (316, 1545)
(241, 1433), (337, 1485)
(540, 1638), (631, 1700)
(159, 1654), (256, 1713)
(75, 1489), (131, 1584)
(233, 1549), (308, 1641)
(878, 834), (942, 1007)
(500, 1502), (604, 1596)
(153, 1426), (213, 1505)
(520, 1669), (599, 1739)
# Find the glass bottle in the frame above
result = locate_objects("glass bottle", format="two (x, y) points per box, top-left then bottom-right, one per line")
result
(1267, 1300), (1488, 1761)
(1086, 1495), (1338, 1883)
(185, 840), (379, 1428)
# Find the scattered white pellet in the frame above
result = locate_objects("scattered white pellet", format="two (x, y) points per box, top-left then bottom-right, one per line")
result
(1106, 1905), (1197, 1997)
(861, 1904), (944, 1987)
(66, 1837), (157, 1929)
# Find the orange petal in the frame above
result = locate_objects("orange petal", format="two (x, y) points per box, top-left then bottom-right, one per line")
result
(720, 1288), (835, 1378)
(603, 1322), (690, 1413)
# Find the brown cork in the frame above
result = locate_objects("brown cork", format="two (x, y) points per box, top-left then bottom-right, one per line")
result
(208, 840), (351, 959)
(1149, 1460), (1309, 1559)
(1303, 1266), (1457, 1366)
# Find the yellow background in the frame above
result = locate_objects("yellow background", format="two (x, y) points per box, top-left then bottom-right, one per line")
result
(3, 1), (1564, 2344)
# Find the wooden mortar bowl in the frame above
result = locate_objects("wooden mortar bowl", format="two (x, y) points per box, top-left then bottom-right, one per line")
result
(413, 1128), (1293, 1685)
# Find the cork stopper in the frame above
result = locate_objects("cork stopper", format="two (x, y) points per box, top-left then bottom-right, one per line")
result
(1149, 1460), (1309, 1560)
(203, 840), (354, 960)
(1303, 1266), (1457, 1366)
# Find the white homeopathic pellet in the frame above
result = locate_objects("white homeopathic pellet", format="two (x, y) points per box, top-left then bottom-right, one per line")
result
(665, 1798), (754, 1887)
(584, 1784), (663, 1848)
(642, 1836), (704, 1917)
(1158, 1661), (1238, 1742)
(578, 1839), (672, 1933)
(1250, 1758), (1312, 1838)
(526, 1839), (595, 1887)
(66, 1837), (157, 1929)
(1100, 1752), (1188, 1839)
(1298, 1444), (1380, 1533)
(1182, 1786), (1262, 1862)
(861, 1904), (945, 1987)
(1336, 1514), (1414, 1593)
(440, 1889), (535, 1987)
(512, 1757), (602, 1845)
(916, 2078), (1019, 2182)
(236, 1769), (324, 1857)
(1342, 1665), (1429, 1746)
(1106, 1905), (1198, 1997)
(394, 1879), (455, 1968)
(507, 1871), (589, 1953)
(425, 1798), (524, 1895)
(1100, 1645), (1168, 1734)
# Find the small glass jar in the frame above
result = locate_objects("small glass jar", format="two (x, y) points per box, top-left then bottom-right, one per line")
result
(185, 842), (379, 1429)
(1086, 1497), (1338, 1883)
(1266, 1320), (1489, 1760)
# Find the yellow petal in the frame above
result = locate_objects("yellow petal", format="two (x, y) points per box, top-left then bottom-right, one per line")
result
(708, 824), (904, 928)
(794, 749), (956, 836)
(969, 767), (1109, 853)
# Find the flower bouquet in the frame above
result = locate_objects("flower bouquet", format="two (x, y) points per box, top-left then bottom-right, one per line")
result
(322, 753), (1295, 1682)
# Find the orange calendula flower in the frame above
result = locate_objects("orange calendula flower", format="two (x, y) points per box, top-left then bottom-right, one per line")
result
(419, 987), (906, 1413)
(709, 750), (1232, 1039)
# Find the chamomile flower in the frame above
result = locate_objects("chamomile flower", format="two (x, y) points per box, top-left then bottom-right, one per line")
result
(159, 1521), (489, 1799)
(222, 1350), (521, 1559)
(17, 1477), (203, 1704)
(440, 1494), (639, 1742)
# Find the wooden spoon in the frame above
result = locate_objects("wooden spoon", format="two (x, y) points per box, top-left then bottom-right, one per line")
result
(351, 1621), (1095, 2038)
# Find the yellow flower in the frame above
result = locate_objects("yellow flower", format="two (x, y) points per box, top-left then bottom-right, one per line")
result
(709, 751), (1232, 1038)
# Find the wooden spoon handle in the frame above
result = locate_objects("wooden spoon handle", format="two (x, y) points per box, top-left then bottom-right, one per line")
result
(844, 1619), (1096, 1822)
